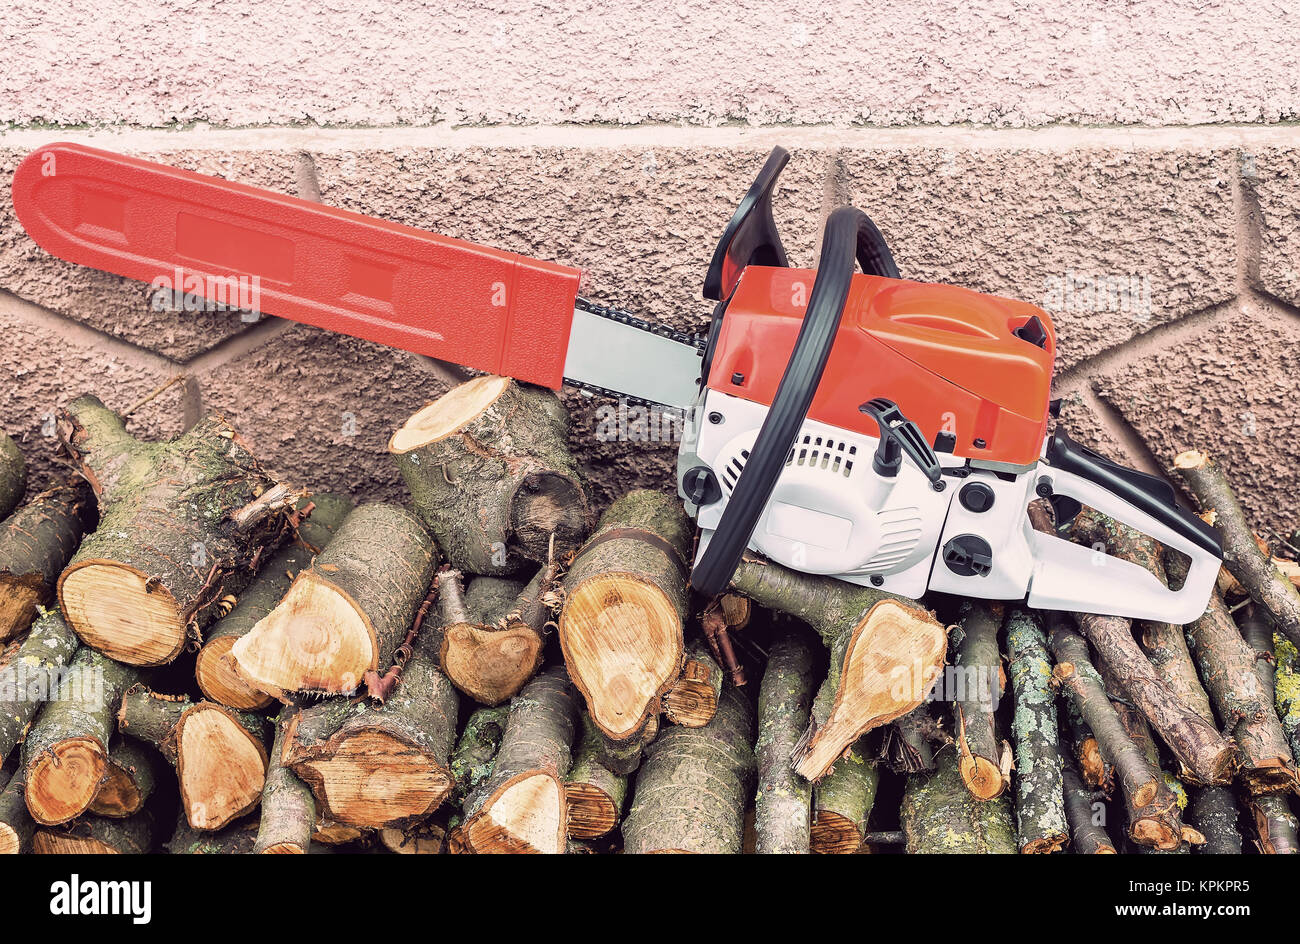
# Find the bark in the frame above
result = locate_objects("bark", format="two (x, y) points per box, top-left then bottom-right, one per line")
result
(197, 493), (353, 710)
(1004, 607), (1068, 853)
(380, 818), (448, 854)
(0, 431), (25, 522)
(564, 713), (628, 839)
(0, 765), (34, 854)
(558, 490), (691, 754)
(463, 665), (581, 853)
(0, 480), (96, 643)
(283, 628), (458, 829)
(951, 601), (1009, 800)
(1175, 450), (1300, 649)
(118, 684), (270, 831)
(88, 738), (158, 818)
(450, 705), (510, 805)
(439, 564), (557, 706)
(0, 607), (80, 763)
(754, 623), (818, 854)
(167, 817), (259, 854)
(232, 502), (439, 698)
(22, 646), (138, 825)
(1188, 787), (1242, 854)
(622, 685), (756, 854)
(1062, 702), (1112, 795)
(900, 749), (1016, 854)
(881, 706), (941, 775)
(1071, 508), (1214, 724)
(1164, 556), (1297, 793)
(390, 375), (591, 575)
(730, 555), (945, 781)
(56, 395), (297, 666)
(1249, 795), (1299, 854)
(1061, 764), (1116, 854)
(663, 639), (723, 728)
(597, 713), (657, 776)
(33, 810), (156, 854)
(1242, 607), (1300, 772)
(1072, 608), (1234, 784)
(1047, 621), (1184, 849)
(254, 707), (316, 854)
(811, 741), (877, 854)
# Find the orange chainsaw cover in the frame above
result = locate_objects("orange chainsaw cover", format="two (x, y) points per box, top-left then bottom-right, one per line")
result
(708, 267), (1056, 467)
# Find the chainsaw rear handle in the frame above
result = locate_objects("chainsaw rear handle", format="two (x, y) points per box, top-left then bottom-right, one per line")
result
(691, 205), (899, 597)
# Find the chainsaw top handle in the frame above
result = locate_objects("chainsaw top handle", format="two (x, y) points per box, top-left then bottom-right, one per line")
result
(691, 204), (899, 597)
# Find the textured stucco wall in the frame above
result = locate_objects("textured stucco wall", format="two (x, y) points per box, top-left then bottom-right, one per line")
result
(0, 1), (1298, 536)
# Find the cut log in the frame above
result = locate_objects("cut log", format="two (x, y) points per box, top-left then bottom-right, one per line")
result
(167, 817), (259, 854)
(0, 480), (96, 643)
(0, 764), (34, 854)
(56, 395), (297, 666)
(390, 375), (591, 575)
(597, 713), (657, 776)
(1249, 795), (1299, 854)
(1241, 606), (1300, 769)
(663, 639), (723, 728)
(197, 493), (353, 710)
(881, 706), (941, 775)
(729, 556), (945, 782)
(232, 502), (439, 697)
(1062, 699), (1111, 795)
(22, 646), (138, 825)
(811, 740), (877, 854)
(380, 819), (447, 854)
(312, 821), (365, 846)
(0, 431), (25, 522)
(1004, 607), (1068, 853)
(623, 685), (755, 854)
(450, 705), (511, 805)
(117, 685), (270, 831)
(951, 600), (1009, 800)
(34, 811), (156, 853)
(900, 749), (1016, 854)
(88, 739), (158, 818)
(438, 565), (556, 706)
(564, 714), (628, 839)
(1188, 786), (1242, 855)
(283, 627), (458, 829)
(754, 622), (818, 854)
(1061, 764), (1116, 854)
(1047, 620), (1184, 850)
(1175, 451), (1300, 649)
(463, 666), (581, 854)
(558, 490), (691, 757)
(254, 707), (316, 854)
(0, 607), (80, 763)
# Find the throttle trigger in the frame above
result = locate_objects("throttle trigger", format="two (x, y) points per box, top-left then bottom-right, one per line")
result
(859, 398), (943, 486)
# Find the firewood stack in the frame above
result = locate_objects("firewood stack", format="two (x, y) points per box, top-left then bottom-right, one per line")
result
(0, 378), (1297, 855)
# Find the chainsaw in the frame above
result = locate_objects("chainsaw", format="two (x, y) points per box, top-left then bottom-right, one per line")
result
(11, 143), (1223, 622)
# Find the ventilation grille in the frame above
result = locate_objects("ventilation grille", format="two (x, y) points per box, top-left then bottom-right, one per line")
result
(720, 448), (750, 495)
(846, 507), (925, 574)
(785, 435), (856, 476)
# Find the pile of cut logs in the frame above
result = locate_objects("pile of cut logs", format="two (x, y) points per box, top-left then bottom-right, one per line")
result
(0, 376), (1297, 854)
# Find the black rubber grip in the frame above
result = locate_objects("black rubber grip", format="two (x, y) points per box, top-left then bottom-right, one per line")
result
(691, 205), (897, 596)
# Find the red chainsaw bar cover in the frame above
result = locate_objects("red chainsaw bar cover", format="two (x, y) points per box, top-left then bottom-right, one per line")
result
(12, 143), (583, 387)
(710, 267), (1057, 467)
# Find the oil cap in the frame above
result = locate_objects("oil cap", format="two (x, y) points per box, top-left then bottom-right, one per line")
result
(959, 481), (995, 513)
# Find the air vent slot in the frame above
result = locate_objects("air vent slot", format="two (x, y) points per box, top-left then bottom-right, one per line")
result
(720, 448), (750, 495)
(785, 435), (855, 477)
(845, 507), (924, 575)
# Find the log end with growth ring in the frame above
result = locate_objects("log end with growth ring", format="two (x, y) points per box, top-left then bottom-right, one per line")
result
(26, 736), (106, 826)
(465, 770), (566, 854)
(809, 812), (864, 855)
(440, 622), (545, 706)
(88, 766), (143, 818)
(564, 782), (620, 839)
(388, 375), (513, 454)
(196, 636), (274, 711)
(59, 561), (186, 666)
(177, 705), (268, 831)
(560, 573), (683, 741)
(232, 570), (376, 696)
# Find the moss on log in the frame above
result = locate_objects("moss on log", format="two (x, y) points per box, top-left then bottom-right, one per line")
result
(900, 748), (1016, 854)
(118, 685), (269, 831)
(811, 741), (877, 854)
(390, 376), (591, 575)
(56, 395), (296, 666)
(623, 685), (755, 854)
(729, 556), (945, 781)
(464, 666), (581, 854)
(283, 627), (458, 830)
(1243, 608), (1300, 771)
(22, 646), (138, 825)
(450, 705), (510, 806)
(167, 816), (259, 854)
(0, 480), (95, 643)
(197, 493), (353, 710)
(232, 502), (439, 697)
(559, 490), (691, 752)
(754, 622), (818, 854)
(951, 601), (1008, 800)
(564, 714), (628, 839)
(254, 706), (316, 854)
(1004, 608), (1068, 853)
(0, 607), (80, 763)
